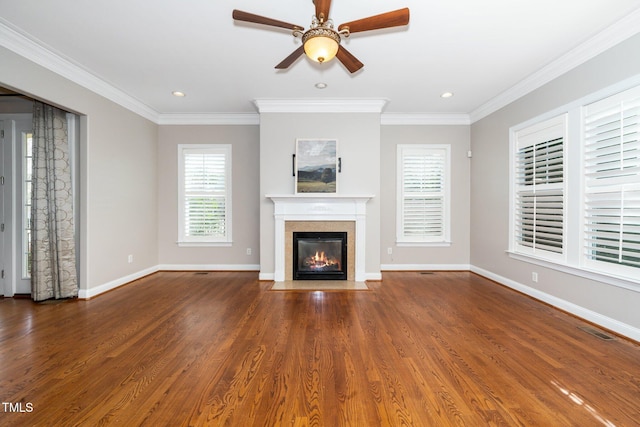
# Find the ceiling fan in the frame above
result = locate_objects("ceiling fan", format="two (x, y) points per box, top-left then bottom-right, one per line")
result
(232, 0), (410, 73)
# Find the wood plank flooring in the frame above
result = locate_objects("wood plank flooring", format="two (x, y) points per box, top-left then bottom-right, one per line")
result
(0, 271), (638, 426)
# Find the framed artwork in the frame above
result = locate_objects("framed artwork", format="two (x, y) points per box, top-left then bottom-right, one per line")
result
(295, 139), (338, 194)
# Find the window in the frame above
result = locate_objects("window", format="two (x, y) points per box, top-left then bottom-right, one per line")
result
(178, 144), (231, 245)
(22, 131), (33, 278)
(512, 115), (567, 261)
(509, 81), (640, 288)
(583, 86), (640, 277)
(397, 144), (450, 245)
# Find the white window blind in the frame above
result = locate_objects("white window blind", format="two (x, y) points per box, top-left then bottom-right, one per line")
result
(397, 145), (450, 244)
(583, 86), (640, 272)
(513, 115), (566, 258)
(178, 145), (231, 244)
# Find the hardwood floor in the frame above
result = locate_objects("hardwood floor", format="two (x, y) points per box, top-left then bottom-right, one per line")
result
(1, 271), (638, 426)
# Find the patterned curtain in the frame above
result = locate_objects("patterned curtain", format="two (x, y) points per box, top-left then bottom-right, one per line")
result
(31, 101), (78, 301)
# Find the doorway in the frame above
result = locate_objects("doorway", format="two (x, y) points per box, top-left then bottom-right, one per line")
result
(1, 88), (81, 298)
(1, 114), (33, 296)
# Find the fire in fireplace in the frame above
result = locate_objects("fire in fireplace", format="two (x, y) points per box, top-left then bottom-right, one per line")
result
(293, 232), (347, 280)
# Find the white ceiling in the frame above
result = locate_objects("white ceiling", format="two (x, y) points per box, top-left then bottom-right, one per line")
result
(1, 0), (640, 122)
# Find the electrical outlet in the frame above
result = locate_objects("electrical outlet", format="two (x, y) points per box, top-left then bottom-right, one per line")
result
(128, 254), (133, 263)
(246, 248), (252, 255)
(387, 247), (393, 255)
(532, 272), (538, 283)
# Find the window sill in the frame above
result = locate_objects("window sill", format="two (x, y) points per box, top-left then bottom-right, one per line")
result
(177, 241), (232, 248)
(507, 250), (640, 293)
(397, 241), (452, 248)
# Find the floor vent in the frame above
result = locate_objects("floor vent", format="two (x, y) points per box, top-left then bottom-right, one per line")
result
(420, 272), (435, 275)
(194, 272), (209, 275)
(578, 326), (615, 341)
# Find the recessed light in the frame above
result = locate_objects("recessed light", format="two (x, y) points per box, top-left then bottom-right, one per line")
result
(440, 92), (454, 98)
(172, 91), (186, 97)
(315, 82), (328, 89)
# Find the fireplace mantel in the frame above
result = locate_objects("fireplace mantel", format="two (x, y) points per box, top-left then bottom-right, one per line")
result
(266, 194), (373, 282)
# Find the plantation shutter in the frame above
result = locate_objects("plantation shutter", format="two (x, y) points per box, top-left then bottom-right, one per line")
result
(514, 116), (566, 257)
(179, 145), (231, 243)
(583, 86), (640, 270)
(398, 145), (449, 243)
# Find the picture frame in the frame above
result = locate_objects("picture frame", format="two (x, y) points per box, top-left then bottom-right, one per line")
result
(295, 138), (338, 194)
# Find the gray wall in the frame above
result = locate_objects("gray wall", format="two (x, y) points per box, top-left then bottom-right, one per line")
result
(157, 125), (260, 268)
(380, 125), (471, 269)
(470, 33), (640, 338)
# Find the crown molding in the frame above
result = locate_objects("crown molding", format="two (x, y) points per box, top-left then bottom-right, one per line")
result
(158, 112), (469, 126)
(0, 18), (160, 123)
(254, 98), (389, 113)
(469, 7), (640, 123)
(157, 113), (260, 125)
(381, 113), (470, 126)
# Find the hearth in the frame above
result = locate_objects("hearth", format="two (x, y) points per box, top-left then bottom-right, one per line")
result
(293, 232), (347, 280)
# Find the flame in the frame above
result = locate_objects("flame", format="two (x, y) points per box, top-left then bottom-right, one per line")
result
(304, 250), (340, 270)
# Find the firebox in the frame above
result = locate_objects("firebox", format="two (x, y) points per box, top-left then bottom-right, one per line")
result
(292, 232), (347, 280)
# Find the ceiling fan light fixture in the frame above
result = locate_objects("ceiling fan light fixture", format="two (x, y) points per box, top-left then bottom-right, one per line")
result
(302, 27), (340, 63)
(232, 5), (410, 73)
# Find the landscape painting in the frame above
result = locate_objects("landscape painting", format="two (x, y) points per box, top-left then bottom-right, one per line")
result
(295, 139), (337, 194)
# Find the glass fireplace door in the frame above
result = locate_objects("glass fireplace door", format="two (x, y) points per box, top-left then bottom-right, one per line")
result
(293, 232), (347, 280)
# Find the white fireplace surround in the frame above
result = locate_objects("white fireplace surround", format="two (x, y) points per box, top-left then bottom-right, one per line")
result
(266, 194), (373, 282)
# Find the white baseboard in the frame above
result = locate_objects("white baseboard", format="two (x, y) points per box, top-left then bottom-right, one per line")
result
(366, 272), (382, 281)
(78, 266), (159, 299)
(381, 263), (471, 271)
(471, 265), (640, 342)
(258, 272), (274, 281)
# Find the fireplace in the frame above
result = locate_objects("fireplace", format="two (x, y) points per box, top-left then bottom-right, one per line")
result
(293, 232), (347, 280)
(265, 194), (373, 282)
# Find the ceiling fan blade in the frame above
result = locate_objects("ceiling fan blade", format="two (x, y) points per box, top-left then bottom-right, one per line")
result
(232, 10), (304, 31)
(275, 45), (306, 69)
(336, 46), (364, 73)
(314, 0), (332, 22)
(338, 8), (410, 34)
